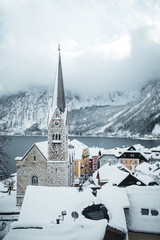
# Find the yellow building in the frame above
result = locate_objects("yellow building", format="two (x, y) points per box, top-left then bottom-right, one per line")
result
(69, 139), (90, 185)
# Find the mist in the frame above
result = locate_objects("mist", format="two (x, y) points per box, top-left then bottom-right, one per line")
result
(1, 0), (160, 96)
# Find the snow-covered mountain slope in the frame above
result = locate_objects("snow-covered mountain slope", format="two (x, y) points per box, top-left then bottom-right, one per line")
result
(101, 79), (160, 138)
(0, 80), (160, 138)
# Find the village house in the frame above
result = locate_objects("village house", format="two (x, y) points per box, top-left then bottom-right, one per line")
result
(99, 153), (119, 168)
(89, 147), (104, 174)
(69, 139), (90, 185)
(93, 163), (157, 187)
(118, 145), (148, 172)
(15, 46), (74, 206)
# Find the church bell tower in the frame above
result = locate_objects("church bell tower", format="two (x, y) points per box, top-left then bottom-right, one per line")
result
(47, 45), (70, 187)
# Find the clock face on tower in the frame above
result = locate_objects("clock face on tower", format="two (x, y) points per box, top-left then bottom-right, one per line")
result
(54, 121), (59, 126)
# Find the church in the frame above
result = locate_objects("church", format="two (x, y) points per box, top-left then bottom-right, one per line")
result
(16, 46), (74, 206)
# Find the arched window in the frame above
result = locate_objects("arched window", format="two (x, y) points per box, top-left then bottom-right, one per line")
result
(32, 176), (38, 186)
(52, 134), (55, 140)
(56, 134), (58, 140)
(59, 134), (61, 140)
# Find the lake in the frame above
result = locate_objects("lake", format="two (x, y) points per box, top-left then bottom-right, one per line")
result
(2, 135), (160, 174)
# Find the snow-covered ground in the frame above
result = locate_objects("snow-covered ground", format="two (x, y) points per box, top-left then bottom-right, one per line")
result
(0, 174), (20, 239)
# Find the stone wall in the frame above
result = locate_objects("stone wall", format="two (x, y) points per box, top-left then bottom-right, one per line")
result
(16, 145), (47, 206)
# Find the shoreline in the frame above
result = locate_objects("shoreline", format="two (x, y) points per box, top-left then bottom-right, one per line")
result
(0, 134), (160, 141)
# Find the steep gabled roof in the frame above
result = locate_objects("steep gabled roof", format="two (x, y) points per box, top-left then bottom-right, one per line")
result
(15, 141), (48, 161)
(48, 46), (66, 124)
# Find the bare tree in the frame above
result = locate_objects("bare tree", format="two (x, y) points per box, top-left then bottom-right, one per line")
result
(0, 136), (9, 180)
(3, 177), (15, 195)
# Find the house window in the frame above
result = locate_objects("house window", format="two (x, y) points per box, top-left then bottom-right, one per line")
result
(125, 160), (128, 164)
(56, 134), (58, 140)
(33, 156), (36, 162)
(93, 160), (97, 164)
(59, 134), (61, 140)
(32, 176), (38, 186)
(93, 165), (97, 170)
(130, 160), (132, 164)
(135, 160), (137, 164)
(151, 210), (159, 216)
(120, 160), (123, 163)
(141, 208), (149, 215)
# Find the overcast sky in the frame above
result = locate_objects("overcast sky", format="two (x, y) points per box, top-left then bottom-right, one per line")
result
(1, 0), (160, 96)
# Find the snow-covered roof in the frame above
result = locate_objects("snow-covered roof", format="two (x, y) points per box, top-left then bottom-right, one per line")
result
(102, 147), (127, 157)
(151, 145), (160, 152)
(15, 141), (48, 161)
(89, 147), (105, 157)
(93, 163), (130, 186)
(4, 186), (129, 240)
(136, 162), (151, 174)
(126, 185), (160, 234)
(69, 139), (88, 160)
(135, 173), (156, 185)
(35, 141), (48, 159)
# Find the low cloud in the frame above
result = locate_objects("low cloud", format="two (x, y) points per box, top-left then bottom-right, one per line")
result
(1, 0), (160, 96)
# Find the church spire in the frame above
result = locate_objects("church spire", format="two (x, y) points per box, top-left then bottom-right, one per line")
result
(52, 45), (66, 113)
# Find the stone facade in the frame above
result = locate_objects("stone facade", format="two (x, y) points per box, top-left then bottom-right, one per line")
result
(47, 107), (70, 187)
(16, 145), (47, 205)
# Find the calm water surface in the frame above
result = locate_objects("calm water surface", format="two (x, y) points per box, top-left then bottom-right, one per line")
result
(2, 135), (160, 174)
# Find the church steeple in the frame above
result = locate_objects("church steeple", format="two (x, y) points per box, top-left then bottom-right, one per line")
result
(47, 45), (70, 187)
(52, 45), (66, 113)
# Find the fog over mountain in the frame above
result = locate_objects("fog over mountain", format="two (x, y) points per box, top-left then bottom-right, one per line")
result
(1, 1), (160, 96)
(0, 79), (160, 139)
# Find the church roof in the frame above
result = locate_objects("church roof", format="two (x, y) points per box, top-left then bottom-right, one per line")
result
(48, 46), (66, 124)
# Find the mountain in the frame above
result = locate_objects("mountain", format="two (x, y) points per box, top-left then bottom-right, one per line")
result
(0, 80), (160, 138)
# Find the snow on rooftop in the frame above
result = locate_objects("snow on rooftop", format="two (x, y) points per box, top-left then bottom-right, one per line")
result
(126, 185), (160, 234)
(4, 185), (129, 240)
(89, 147), (105, 157)
(135, 173), (156, 185)
(15, 157), (23, 161)
(102, 147), (126, 157)
(93, 163), (129, 186)
(70, 139), (88, 160)
(136, 162), (151, 174)
(35, 141), (48, 159)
